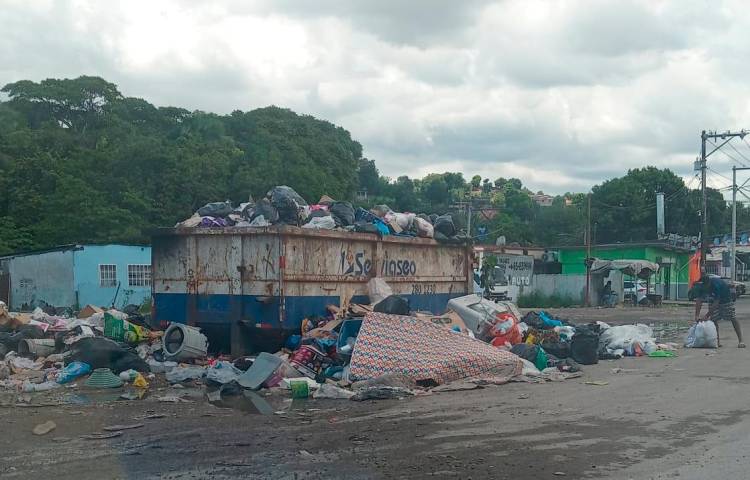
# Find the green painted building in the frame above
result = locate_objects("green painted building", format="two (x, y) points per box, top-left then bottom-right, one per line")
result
(558, 242), (692, 300)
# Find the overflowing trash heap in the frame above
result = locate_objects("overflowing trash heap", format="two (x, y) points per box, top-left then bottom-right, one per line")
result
(175, 185), (468, 243)
(0, 277), (683, 406)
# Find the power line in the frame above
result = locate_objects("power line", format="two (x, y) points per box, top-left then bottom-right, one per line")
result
(707, 139), (747, 167)
(707, 167), (733, 183)
(728, 141), (750, 167)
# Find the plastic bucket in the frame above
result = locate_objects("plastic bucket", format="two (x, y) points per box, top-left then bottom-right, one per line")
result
(162, 323), (208, 361)
(18, 339), (56, 358)
(289, 380), (310, 399)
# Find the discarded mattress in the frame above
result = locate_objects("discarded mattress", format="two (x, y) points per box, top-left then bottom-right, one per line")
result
(349, 312), (523, 385)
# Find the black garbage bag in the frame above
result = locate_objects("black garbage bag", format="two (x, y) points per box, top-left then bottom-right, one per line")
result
(570, 324), (600, 365)
(373, 295), (410, 315)
(429, 214), (438, 225)
(330, 201), (355, 227)
(522, 311), (545, 330)
(197, 201), (233, 218)
(249, 198), (279, 224)
(66, 337), (149, 373)
(268, 186), (307, 224)
(510, 344), (539, 363)
(433, 214), (456, 237)
(540, 340), (570, 359)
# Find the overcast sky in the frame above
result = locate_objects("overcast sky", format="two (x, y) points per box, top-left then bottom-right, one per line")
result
(2, 0), (750, 194)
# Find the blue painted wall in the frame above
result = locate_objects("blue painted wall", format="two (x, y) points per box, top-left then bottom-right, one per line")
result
(73, 245), (152, 309)
(6, 249), (75, 310)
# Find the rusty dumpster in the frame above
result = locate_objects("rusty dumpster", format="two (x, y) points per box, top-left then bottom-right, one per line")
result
(152, 226), (471, 354)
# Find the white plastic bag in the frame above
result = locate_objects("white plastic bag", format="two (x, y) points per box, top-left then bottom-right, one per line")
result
(367, 278), (393, 305)
(302, 216), (335, 229)
(599, 324), (655, 351)
(394, 212), (416, 230)
(685, 321), (718, 348)
(414, 217), (434, 238)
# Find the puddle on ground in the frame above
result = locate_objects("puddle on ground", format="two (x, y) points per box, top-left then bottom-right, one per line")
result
(206, 385), (276, 415)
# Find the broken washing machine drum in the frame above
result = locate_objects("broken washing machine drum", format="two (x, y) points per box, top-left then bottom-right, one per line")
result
(162, 323), (208, 361)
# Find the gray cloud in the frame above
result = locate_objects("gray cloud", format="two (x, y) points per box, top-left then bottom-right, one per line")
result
(1, 0), (750, 194)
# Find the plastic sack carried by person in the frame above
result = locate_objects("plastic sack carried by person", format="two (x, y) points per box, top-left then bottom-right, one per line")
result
(57, 361), (92, 384)
(685, 320), (718, 348)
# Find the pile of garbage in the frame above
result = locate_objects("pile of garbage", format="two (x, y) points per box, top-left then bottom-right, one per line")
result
(2, 279), (687, 408)
(175, 185), (468, 243)
(518, 310), (678, 365)
(0, 302), (163, 393)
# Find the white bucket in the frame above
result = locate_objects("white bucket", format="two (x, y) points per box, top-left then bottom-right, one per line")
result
(162, 323), (208, 361)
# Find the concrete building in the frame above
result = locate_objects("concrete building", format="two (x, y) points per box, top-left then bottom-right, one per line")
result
(0, 244), (151, 311)
(558, 241), (692, 300)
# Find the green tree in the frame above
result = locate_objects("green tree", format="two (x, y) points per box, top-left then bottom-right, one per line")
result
(471, 175), (481, 189)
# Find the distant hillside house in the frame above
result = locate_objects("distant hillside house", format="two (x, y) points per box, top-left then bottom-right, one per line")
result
(531, 193), (554, 207)
(0, 244), (151, 311)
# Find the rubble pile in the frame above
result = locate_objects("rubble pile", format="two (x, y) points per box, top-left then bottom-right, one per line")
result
(175, 185), (468, 243)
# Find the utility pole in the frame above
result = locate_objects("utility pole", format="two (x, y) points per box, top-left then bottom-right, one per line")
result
(730, 165), (750, 281)
(733, 166), (737, 281)
(585, 193), (591, 307)
(699, 129), (748, 273)
(701, 130), (707, 272)
(466, 202), (472, 239)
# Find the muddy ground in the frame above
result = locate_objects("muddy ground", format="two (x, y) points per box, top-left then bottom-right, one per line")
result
(2, 302), (749, 480)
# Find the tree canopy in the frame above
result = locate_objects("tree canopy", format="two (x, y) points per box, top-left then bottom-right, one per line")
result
(0, 76), (362, 253)
(0, 76), (736, 255)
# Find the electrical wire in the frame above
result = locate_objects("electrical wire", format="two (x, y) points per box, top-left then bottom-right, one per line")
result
(707, 139), (746, 167)
(728, 141), (750, 168)
(707, 167), (733, 183)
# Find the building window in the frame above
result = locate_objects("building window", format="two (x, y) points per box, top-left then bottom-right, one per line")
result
(99, 264), (117, 287)
(128, 264), (151, 287)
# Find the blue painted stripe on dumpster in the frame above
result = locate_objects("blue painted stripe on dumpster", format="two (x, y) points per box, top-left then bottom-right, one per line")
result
(154, 292), (463, 330)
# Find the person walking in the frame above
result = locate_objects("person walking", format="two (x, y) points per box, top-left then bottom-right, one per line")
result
(692, 275), (745, 348)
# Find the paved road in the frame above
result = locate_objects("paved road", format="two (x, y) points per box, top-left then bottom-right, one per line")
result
(2, 300), (750, 479)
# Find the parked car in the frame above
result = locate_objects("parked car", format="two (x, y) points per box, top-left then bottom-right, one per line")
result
(700, 275), (745, 301)
(724, 278), (745, 300)
(623, 280), (647, 303)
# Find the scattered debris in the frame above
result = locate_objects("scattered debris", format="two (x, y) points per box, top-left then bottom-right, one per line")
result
(32, 420), (57, 435)
(81, 432), (124, 440)
(102, 423), (144, 432)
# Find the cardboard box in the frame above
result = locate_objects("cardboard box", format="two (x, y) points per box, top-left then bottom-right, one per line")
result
(78, 304), (104, 319)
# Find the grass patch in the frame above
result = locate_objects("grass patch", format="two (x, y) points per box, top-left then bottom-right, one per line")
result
(517, 292), (579, 308)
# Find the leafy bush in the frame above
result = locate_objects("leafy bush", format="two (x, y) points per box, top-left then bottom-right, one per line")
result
(517, 292), (579, 308)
